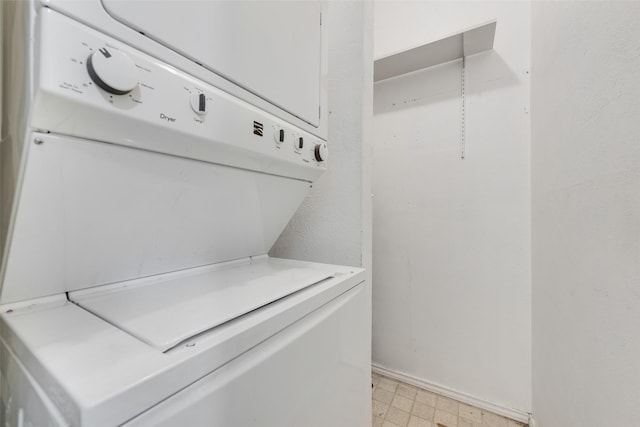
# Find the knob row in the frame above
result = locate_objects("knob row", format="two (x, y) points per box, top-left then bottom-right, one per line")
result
(87, 47), (327, 162)
(273, 126), (327, 162)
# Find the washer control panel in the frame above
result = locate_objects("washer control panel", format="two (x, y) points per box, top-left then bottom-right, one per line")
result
(33, 9), (327, 182)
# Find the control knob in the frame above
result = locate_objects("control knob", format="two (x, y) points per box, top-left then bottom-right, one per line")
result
(87, 47), (138, 95)
(314, 142), (328, 162)
(190, 93), (208, 115)
(274, 126), (285, 144)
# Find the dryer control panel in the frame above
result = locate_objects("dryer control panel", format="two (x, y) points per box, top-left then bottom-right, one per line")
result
(32, 9), (327, 182)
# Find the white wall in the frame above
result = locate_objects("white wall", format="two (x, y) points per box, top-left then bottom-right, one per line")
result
(271, 2), (373, 274)
(373, 1), (531, 416)
(531, 2), (640, 426)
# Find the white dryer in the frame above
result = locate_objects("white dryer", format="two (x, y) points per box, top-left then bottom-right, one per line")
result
(0, 1), (369, 426)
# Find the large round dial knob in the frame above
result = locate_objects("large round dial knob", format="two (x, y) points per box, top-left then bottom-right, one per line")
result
(314, 142), (328, 162)
(87, 47), (138, 95)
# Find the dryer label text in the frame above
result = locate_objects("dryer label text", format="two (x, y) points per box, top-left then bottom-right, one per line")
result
(160, 113), (176, 123)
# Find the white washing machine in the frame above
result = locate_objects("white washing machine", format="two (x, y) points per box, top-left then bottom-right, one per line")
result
(0, 1), (370, 426)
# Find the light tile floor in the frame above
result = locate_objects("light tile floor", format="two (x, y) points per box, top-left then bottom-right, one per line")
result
(372, 372), (527, 427)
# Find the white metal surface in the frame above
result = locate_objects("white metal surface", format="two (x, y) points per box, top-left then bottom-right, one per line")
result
(0, 258), (365, 427)
(102, 0), (322, 127)
(374, 20), (496, 82)
(0, 2), (368, 427)
(70, 260), (333, 352)
(124, 283), (370, 427)
(33, 9), (327, 182)
(1, 132), (311, 304)
(0, 339), (68, 427)
(42, 0), (328, 139)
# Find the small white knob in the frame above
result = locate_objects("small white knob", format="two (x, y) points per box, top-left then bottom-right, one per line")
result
(274, 126), (285, 144)
(190, 93), (208, 115)
(314, 143), (328, 162)
(87, 47), (138, 95)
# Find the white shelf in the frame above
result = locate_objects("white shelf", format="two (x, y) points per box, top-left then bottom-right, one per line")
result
(374, 20), (496, 82)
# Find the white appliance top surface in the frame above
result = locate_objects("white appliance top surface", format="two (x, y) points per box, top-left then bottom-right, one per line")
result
(69, 257), (333, 352)
(1, 257), (364, 427)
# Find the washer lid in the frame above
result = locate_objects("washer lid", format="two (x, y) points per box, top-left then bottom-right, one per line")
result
(69, 258), (333, 352)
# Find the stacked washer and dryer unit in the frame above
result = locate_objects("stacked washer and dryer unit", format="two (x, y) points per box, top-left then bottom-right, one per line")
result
(0, 1), (370, 426)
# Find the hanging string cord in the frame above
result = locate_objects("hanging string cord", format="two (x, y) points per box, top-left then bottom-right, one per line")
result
(460, 36), (466, 160)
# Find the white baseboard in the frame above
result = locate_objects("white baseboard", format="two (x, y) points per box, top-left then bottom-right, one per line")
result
(528, 414), (536, 427)
(372, 363), (531, 425)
